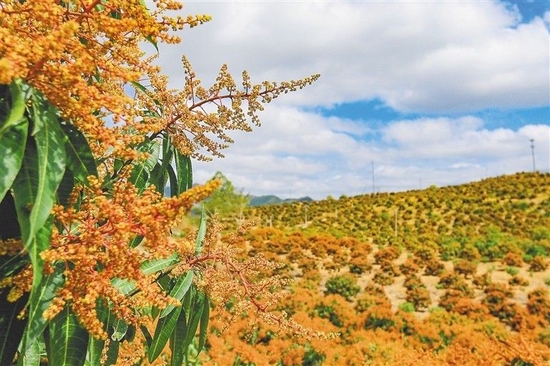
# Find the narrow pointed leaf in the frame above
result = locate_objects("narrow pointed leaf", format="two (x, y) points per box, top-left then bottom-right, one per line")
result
(60, 122), (97, 182)
(169, 307), (188, 366)
(141, 254), (178, 275)
(25, 263), (64, 348)
(0, 292), (28, 366)
(13, 95), (66, 250)
(148, 307), (182, 362)
(195, 209), (207, 255)
(86, 336), (105, 366)
(0, 88), (28, 200)
(19, 338), (41, 366)
(174, 153), (192, 194)
(167, 164), (178, 197)
(130, 141), (160, 192)
(47, 307), (89, 366)
(111, 319), (128, 342)
(160, 271), (194, 318)
(197, 296), (210, 354)
(182, 291), (206, 350)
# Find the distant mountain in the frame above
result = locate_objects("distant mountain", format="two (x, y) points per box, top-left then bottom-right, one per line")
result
(249, 195), (313, 207)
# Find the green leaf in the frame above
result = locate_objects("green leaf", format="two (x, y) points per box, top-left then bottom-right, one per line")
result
(47, 306), (89, 366)
(182, 291), (206, 351)
(13, 92), (66, 251)
(141, 254), (178, 275)
(103, 339), (120, 366)
(174, 153), (192, 194)
(0, 83), (28, 202)
(195, 209), (207, 255)
(25, 263), (64, 349)
(130, 140), (160, 192)
(86, 336), (105, 366)
(169, 307), (188, 366)
(111, 278), (136, 296)
(60, 122), (98, 183)
(197, 296), (210, 354)
(111, 319), (128, 342)
(18, 337), (41, 366)
(0, 292), (28, 366)
(160, 271), (194, 318)
(148, 306), (182, 362)
(56, 169), (75, 207)
(167, 164), (178, 197)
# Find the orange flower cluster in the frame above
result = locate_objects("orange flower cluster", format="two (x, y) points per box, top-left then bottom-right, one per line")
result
(136, 57), (320, 160)
(40, 177), (220, 338)
(0, 0), (210, 158)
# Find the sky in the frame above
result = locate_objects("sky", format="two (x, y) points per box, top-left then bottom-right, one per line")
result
(153, 0), (550, 200)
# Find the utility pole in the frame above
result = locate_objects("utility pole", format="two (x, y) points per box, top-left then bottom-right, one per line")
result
(530, 139), (536, 172)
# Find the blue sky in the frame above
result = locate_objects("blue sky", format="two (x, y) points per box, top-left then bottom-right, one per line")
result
(154, 0), (549, 199)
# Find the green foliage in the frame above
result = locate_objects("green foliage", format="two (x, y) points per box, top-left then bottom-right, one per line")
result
(399, 302), (416, 313)
(324, 274), (360, 301)
(199, 171), (249, 220)
(0, 81), (207, 365)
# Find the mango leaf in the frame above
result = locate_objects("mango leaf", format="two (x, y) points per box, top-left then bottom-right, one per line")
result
(0, 81), (28, 202)
(169, 307), (188, 366)
(195, 209), (207, 255)
(25, 263), (64, 350)
(160, 271), (194, 318)
(56, 169), (75, 208)
(18, 337), (41, 366)
(13, 92), (66, 250)
(111, 319), (128, 342)
(182, 291), (206, 351)
(148, 306), (182, 362)
(196, 295), (210, 354)
(86, 335), (105, 366)
(167, 164), (178, 197)
(130, 141), (160, 192)
(103, 339), (120, 366)
(86, 300), (115, 366)
(140, 325), (153, 348)
(141, 254), (178, 275)
(111, 278), (136, 296)
(174, 153), (192, 194)
(0, 292), (28, 366)
(150, 134), (174, 194)
(59, 121), (97, 183)
(47, 306), (89, 366)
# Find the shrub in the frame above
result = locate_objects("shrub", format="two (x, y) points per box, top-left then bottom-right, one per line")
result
(399, 302), (416, 313)
(349, 256), (373, 275)
(503, 252), (524, 267)
(406, 286), (432, 310)
(324, 274), (360, 301)
(508, 276), (529, 287)
(454, 259), (477, 278)
(399, 257), (421, 276)
(374, 246), (400, 265)
(529, 256), (548, 272)
(372, 271), (395, 286)
(505, 266), (520, 276)
(424, 258), (445, 276)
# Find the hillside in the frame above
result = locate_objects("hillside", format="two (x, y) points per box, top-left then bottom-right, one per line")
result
(200, 172), (550, 365)
(249, 195), (313, 207)
(244, 172), (550, 249)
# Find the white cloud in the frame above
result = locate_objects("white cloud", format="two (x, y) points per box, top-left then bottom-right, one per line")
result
(194, 106), (550, 199)
(150, 1), (550, 199)
(157, 0), (548, 112)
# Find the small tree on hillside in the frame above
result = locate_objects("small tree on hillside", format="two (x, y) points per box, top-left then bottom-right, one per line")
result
(200, 171), (250, 220)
